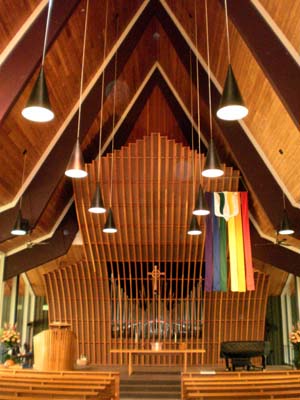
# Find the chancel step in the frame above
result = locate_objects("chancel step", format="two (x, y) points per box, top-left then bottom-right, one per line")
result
(120, 372), (181, 399)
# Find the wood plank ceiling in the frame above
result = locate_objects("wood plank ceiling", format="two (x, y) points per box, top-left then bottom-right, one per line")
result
(0, 0), (299, 294)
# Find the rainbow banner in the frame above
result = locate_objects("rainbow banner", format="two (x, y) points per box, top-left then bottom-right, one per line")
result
(204, 191), (255, 292)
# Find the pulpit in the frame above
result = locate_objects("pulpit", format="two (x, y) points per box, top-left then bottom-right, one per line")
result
(33, 323), (76, 370)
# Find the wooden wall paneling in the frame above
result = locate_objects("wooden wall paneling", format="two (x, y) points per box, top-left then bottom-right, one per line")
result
(62, 267), (73, 338)
(48, 272), (58, 323)
(53, 271), (62, 322)
(58, 269), (67, 322)
(121, 147), (130, 363)
(111, 261), (117, 364)
(127, 144), (136, 356)
(240, 282), (246, 337)
(74, 175), (95, 270)
(136, 144), (145, 365)
(79, 261), (90, 362)
(97, 158), (111, 365)
(212, 290), (218, 363)
(174, 145), (183, 350)
(168, 139), (175, 359)
(245, 283), (251, 342)
(94, 260), (104, 364)
(262, 275), (270, 334)
(73, 263), (85, 357)
(143, 138), (150, 367)
(68, 265), (79, 357)
(85, 167), (97, 363)
(217, 291), (224, 363)
(44, 274), (53, 323)
(45, 271), (57, 323)
(112, 154), (122, 365)
(47, 133), (264, 367)
(181, 145), (191, 367)
(106, 156), (119, 365)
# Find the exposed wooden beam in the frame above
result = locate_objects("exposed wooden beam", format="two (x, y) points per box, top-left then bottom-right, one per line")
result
(223, 0), (300, 128)
(158, 0), (300, 238)
(251, 224), (300, 276)
(4, 204), (78, 280)
(0, 0), (80, 124)
(5, 64), (298, 278)
(0, 0), (155, 244)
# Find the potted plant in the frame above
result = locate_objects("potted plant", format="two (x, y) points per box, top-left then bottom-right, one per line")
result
(289, 322), (300, 369)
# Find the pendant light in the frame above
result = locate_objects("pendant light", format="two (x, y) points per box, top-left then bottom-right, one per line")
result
(278, 193), (294, 235)
(22, 0), (54, 122)
(88, 0), (109, 214)
(103, 208), (117, 234)
(11, 150), (29, 236)
(65, 0), (90, 179)
(193, 1), (209, 217)
(216, 0), (248, 121)
(202, 0), (224, 179)
(103, 15), (119, 234)
(188, 215), (202, 236)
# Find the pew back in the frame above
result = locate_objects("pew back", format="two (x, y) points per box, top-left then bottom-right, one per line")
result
(0, 368), (120, 399)
(182, 370), (300, 400)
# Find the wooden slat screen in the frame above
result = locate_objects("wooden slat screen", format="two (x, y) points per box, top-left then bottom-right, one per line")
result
(45, 134), (269, 366)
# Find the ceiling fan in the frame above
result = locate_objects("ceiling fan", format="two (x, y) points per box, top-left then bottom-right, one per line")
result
(254, 231), (291, 248)
(26, 239), (49, 249)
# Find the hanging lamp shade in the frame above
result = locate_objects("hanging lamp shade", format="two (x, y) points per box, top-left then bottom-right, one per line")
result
(187, 215), (202, 235)
(11, 210), (29, 236)
(88, 182), (106, 214)
(278, 209), (294, 235)
(216, 65), (248, 121)
(193, 185), (210, 216)
(103, 208), (117, 233)
(22, 67), (54, 122)
(65, 139), (87, 178)
(202, 138), (224, 178)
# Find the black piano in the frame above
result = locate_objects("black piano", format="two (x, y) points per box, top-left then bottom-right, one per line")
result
(220, 341), (270, 371)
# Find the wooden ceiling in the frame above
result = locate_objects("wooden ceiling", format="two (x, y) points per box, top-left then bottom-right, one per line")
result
(1, 0), (300, 295)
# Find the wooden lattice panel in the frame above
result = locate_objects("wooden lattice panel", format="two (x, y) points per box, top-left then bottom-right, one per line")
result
(44, 133), (269, 366)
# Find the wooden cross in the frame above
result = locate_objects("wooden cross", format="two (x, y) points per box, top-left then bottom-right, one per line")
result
(148, 265), (165, 294)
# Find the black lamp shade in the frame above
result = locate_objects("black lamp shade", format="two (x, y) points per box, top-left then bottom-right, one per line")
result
(193, 185), (210, 216)
(202, 138), (224, 178)
(21, 67), (54, 122)
(88, 182), (106, 214)
(65, 139), (87, 178)
(187, 215), (202, 235)
(278, 209), (294, 235)
(103, 208), (117, 233)
(216, 64), (248, 121)
(11, 210), (29, 236)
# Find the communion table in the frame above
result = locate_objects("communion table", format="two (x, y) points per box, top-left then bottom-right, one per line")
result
(110, 348), (205, 376)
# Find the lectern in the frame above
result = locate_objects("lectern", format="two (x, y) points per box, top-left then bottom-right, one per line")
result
(33, 322), (76, 370)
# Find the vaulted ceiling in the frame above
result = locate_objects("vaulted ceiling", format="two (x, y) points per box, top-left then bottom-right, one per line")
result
(1, 0), (299, 295)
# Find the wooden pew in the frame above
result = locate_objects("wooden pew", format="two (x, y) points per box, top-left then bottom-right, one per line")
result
(0, 368), (120, 399)
(182, 371), (300, 400)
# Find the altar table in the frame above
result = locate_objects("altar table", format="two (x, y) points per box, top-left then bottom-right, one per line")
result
(110, 348), (205, 376)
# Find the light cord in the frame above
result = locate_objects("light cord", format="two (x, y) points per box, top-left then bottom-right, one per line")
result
(283, 191), (286, 209)
(194, 0), (202, 176)
(41, 0), (54, 66)
(97, 0), (109, 182)
(224, 0), (231, 63)
(76, 0), (90, 141)
(204, 0), (213, 139)
(190, 47), (195, 195)
(109, 15), (119, 207)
